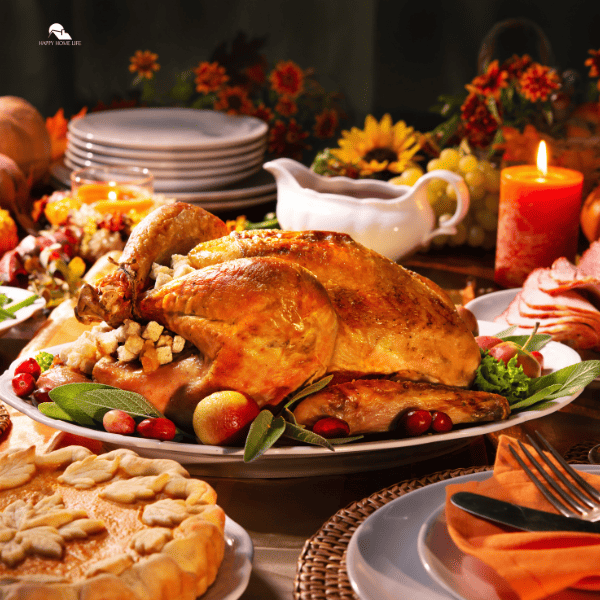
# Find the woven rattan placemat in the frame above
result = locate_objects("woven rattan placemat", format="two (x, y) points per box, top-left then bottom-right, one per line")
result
(293, 465), (490, 600)
(294, 438), (598, 600)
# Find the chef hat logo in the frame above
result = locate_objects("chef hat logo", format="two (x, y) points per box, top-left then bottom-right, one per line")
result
(48, 23), (72, 40)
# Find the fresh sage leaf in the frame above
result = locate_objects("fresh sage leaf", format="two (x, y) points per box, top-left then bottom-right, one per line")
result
(501, 334), (552, 352)
(328, 435), (364, 445)
(243, 411), (286, 462)
(48, 383), (112, 427)
(509, 384), (562, 411)
(528, 360), (600, 398)
(283, 421), (334, 450)
(494, 326), (517, 338)
(78, 388), (164, 420)
(284, 375), (334, 409)
(38, 402), (79, 423)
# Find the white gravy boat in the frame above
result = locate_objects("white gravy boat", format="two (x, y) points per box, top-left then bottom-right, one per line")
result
(264, 158), (469, 262)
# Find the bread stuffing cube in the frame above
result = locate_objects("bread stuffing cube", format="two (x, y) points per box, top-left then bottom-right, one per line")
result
(97, 330), (119, 355)
(142, 321), (164, 342)
(154, 272), (173, 288)
(172, 335), (186, 353)
(156, 346), (173, 365)
(156, 334), (172, 348)
(124, 334), (144, 355)
(117, 345), (138, 362)
(122, 320), (142, 337)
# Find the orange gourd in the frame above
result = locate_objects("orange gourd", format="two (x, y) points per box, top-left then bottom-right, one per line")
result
(0, 154), (29, 213)
(0, 96), (51, 184)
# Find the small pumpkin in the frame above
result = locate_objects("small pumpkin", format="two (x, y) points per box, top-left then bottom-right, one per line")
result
(0, 209), (19, 254)
(581, 184), (600, 243)
(0, 154), (29, 213)
(0, 96), (51, 184)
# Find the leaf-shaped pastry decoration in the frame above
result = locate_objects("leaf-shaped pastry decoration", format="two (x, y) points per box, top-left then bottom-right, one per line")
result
(58, 455), (120, 489)
(142, 499), (190, 527)
(100, 474), (169, 504)
(0, 447), (36, 491)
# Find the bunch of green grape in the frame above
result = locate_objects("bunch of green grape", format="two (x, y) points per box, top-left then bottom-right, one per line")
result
(392, 147), (500, 249)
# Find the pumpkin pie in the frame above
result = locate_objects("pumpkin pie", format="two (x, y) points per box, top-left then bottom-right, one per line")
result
(0, 444), (226, 600)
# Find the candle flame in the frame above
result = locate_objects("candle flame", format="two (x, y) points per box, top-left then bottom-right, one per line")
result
(537, 141), (548, 175)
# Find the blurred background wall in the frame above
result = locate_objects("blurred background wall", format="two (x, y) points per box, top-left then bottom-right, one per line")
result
(1, 0), (598, 131)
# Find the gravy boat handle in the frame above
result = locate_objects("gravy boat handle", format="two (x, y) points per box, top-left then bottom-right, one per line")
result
(416, 170), (470, 243)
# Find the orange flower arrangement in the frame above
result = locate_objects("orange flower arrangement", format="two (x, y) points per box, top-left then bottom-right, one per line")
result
(128, 50), (160, 80)
(120, 33), (344, 162)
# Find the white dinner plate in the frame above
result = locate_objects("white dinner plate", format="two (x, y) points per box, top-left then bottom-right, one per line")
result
(184, 192), (277, 213)
(205, 516), (253, 600)
(64, 148), (265, 179)
(0, 286), (46, 336)
(67, 132), (267, 161)
(51, 161), (277, 202)
(0, 322), (586, 478)
(348, 466), (600, 600)
(64, 156), (263, 193)
(465, 289), (519, 324)
(68, 108), (268, 151)
(66, 142), (266, 172)
(415, 466), (600, 600)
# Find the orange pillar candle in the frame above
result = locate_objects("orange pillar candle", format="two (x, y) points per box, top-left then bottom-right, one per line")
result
(494, 142), (583, 288)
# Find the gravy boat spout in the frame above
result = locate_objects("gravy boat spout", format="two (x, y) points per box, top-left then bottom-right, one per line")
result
(264, 158), (469, 262)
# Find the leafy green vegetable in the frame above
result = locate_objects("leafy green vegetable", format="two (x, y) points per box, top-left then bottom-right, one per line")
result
(473, 351), (530, 404)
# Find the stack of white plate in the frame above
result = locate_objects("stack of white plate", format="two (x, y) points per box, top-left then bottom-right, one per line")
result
(56, 107), (276, 212)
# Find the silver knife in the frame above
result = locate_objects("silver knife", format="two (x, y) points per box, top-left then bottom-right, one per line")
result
(451, 491), (600, 533)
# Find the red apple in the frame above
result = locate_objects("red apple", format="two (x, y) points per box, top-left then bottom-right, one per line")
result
(475, 335), (503, 350)
(192, 391), (261, 446)
(488, 341), (542, 378)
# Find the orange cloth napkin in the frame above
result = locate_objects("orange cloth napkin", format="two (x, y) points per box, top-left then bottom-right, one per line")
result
(445, 434), (600, 600)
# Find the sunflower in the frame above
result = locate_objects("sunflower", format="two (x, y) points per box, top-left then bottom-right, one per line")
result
(330, 114), (421, 177)
(129, 50), (160, 79)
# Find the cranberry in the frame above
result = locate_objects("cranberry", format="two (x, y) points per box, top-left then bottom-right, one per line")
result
(103, 409), (136, 435)
(431, 411), (453, 433)
(312, 416), (350, 439)
(12, 373), (36, 397)
(399, 409), (432, 437)
(14, 357), (41, 380)
(31, 387), (52, 407)
(136, 417), (177, 441)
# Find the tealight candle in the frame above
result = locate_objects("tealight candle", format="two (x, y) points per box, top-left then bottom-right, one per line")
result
(494, 141), (583, 288)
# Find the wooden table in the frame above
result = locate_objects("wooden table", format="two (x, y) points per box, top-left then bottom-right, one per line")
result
(0, 248), (599, 599)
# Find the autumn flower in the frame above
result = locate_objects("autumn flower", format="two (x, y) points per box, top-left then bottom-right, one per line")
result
(129, 50), (160, 79)
(275, 96), (298, 117)
(460, 92), (499, 148)
(466, 60), (509, 99)
(518, 64), (560, 102)
(214, 86), (254, 115)
(330, 114), (421, 177)
(502, 54), (533, 78)
(585, 49), (600, 89)
(269, 60), (304, 98)
(193, 61), (229, 94)
(268, 119), (310, 161)
(252, 103), (274, 123)
(313, 109), (339, 139)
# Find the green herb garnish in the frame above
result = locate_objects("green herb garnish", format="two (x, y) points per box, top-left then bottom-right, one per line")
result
(473, 330), (600, 412)
(35, 351), (54, 373)
(0, 292), (39, 321)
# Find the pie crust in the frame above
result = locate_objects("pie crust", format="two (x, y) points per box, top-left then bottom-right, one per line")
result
(0, 445), (226, 600)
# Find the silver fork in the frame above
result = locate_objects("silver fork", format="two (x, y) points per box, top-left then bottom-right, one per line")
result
(508, 432), (600, 522)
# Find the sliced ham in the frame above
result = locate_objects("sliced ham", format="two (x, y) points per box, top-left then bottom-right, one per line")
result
(577, 240), (600, 278)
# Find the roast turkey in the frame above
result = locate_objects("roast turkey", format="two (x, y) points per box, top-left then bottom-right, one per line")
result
(75, 203), (507, 433)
